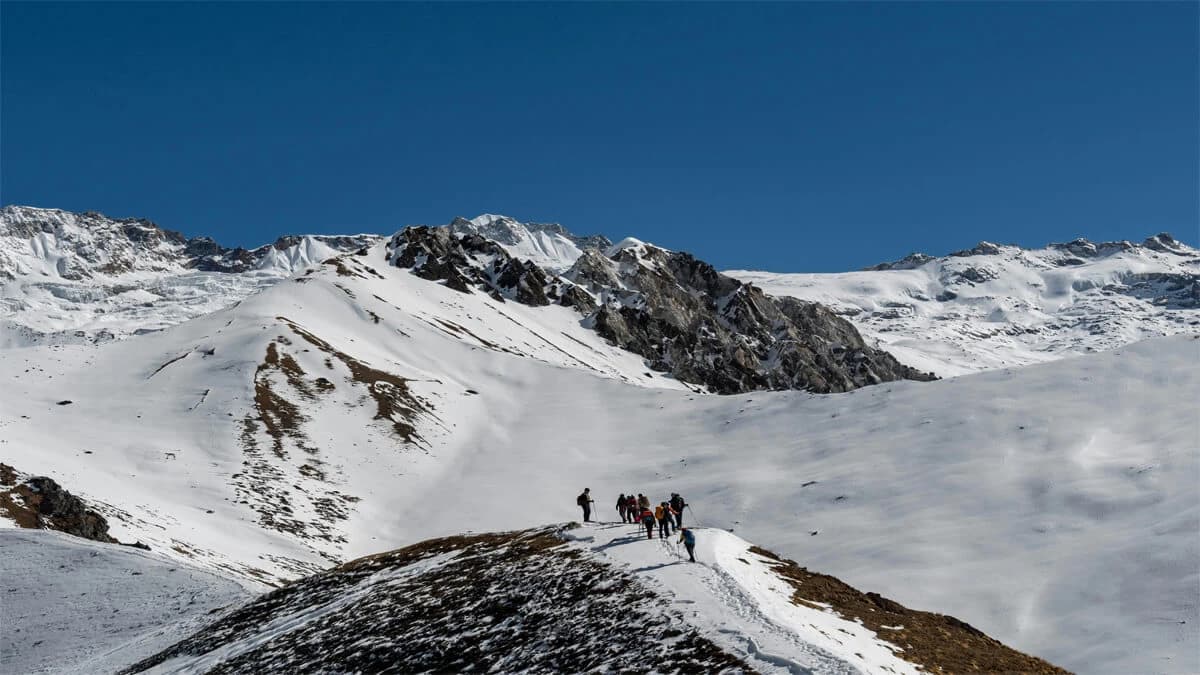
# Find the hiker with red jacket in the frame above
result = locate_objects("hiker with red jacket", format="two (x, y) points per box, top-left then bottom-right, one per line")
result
(640, 507), (656, 539)
(625, 494), (638, 520)
(576, 488), (594, 522)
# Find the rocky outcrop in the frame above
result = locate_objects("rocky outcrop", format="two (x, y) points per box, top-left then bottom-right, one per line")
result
(0, 464), (116, 544)
(389, 227), (935, 394)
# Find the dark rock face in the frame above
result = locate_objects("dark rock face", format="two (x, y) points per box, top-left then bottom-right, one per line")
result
(387, 226), (558, 306)
(1117, 272), (1200, 308)
(23, 477), (116, 542)
(389, 227), (935, 394)
(0, 467), (117, 544)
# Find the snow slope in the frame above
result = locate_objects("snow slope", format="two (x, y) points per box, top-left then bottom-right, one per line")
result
(0, 206), (379, 347)
(0, 238), (1195, 673)
(729, 235), (1200, 376)
(572, 523), (923, 674)
(0, 529), (251, 674)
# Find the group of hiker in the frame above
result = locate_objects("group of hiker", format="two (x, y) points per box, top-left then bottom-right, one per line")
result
(575, 488), (697, 562)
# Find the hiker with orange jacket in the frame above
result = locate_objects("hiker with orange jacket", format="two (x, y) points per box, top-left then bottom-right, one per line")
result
(655, 501), (677, 538)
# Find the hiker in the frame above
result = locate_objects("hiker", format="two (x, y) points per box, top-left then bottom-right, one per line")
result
(616, 493), (628, 523)
(670, 493), (687, 528)
(637, 493), (650, 511)
(625, 494), (638, 520)
(577, 488), (594, 522)
(656, 502), (677, 538)
(640, 507), (656, 539)
(678, 527), (696, 562)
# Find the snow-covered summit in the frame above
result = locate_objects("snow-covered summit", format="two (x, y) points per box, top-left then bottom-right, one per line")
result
(730, 233), (1199, 376)
(445, 213), (611, 272)
(0, 205), (381, 346)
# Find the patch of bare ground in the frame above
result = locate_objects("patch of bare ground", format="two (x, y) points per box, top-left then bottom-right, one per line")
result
(237, 339), (354, 548)
(278, 316), (433, 446)
(123, 526), (755, 675)
(747, 546), (1070, 674)
(322, 256), (367, 278)
(0, 463), (40, 529)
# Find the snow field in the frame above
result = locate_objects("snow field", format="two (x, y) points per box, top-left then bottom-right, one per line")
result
(0, 244), (1195, 673)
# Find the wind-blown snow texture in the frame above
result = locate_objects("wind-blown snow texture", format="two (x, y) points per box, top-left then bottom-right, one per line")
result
(729, 234), (1200, 376)
(1, 208), (1198, 673)
(0, 529), (251, 674)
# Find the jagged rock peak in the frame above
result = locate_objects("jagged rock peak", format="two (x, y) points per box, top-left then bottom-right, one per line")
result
(388, 225), (935, 394)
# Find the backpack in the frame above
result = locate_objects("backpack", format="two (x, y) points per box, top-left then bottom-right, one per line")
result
(577, 493), (588, 506)
(671, 495), (684, 511)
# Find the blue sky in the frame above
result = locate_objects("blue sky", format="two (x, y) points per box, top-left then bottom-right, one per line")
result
(2, 2), (1196, 272)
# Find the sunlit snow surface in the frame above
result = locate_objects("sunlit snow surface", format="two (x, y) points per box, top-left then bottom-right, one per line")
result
(0, 530), (251, 674)
(729, 238), (1199, 376)
(0, 241), (1195, 674)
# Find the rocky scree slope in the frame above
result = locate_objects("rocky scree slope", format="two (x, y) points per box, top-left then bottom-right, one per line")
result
(388, 226), (934, 394)
(0, 205), (379, 345)
(730, 233), (1200, 376)
(121, 525), (1066, 675)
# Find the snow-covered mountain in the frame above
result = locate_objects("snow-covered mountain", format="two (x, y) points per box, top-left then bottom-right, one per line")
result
(729, 234), (1200, 376)
(389, 225), (933, 393)
(1, 207), (1197, 673)
(0, 230), (1196, 673)
(0, 206), (380, 347)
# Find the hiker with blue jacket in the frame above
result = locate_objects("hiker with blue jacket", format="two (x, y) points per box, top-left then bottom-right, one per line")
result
(678, 527), (696, 562)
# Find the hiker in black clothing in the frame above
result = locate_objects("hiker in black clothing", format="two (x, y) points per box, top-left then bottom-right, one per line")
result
(577, 488), (594, 522)
(670, 493), (686, 528)
(616, 493), (628, 523)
